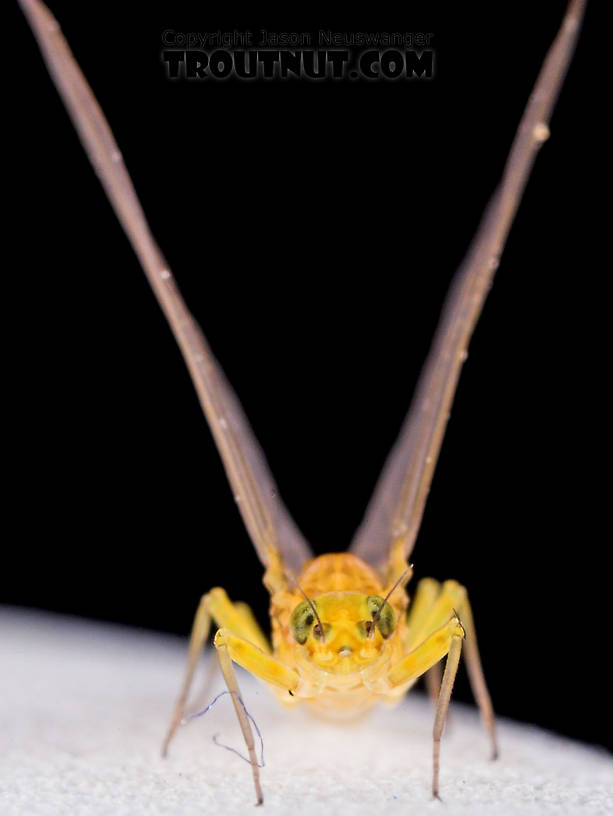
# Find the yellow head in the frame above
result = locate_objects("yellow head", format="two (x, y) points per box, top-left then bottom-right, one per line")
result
(289, 592), (395, 674)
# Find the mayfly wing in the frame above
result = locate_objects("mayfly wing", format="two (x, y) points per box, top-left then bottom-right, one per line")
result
(350, 1), (587, 572)
(19, 0), (312, 576)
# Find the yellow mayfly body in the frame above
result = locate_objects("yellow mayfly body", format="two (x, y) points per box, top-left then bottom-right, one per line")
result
(20, 0), (587, 805)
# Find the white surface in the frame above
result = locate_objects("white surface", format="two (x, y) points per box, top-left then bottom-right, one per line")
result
(1, 608), (611, 815)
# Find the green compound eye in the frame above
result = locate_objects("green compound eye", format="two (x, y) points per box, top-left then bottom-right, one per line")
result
(290, 600), (316, 644)
(366, 595), (396, 639)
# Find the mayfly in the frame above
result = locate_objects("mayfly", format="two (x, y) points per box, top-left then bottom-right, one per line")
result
(21, 0), (586, 805)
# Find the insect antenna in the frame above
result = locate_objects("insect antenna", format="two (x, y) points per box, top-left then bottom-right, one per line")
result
(295, 580), (326, 642)
(368, 566), (412, 638)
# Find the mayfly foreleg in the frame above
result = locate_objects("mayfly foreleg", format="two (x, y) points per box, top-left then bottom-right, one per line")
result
(213, 629), (301, 805)
(383, 612), (465, 799)
(432, 633), (463, 799)
(214, 642), (265, 806)
(162, 588), (270, 756)
(388, 614), (466, 689)
(212, 629), (299, 693)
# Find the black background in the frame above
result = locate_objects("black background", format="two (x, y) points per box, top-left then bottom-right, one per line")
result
(9, 2), (608, 753)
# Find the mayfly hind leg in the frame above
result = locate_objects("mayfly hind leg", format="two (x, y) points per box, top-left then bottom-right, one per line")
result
(389, 578), (497, 797)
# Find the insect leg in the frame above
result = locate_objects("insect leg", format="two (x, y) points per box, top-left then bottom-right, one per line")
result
(212, 628), (299, 692)
(162, 587), (270, 757)
(432, 633), (463, 799)
(213, 629), (301, 806)
(405, 577), (441, 649)
(162, 593), (212, 757)
(455, 594), (498, 759)
(386, 612), (465, 799)
(400, 578), (498, 792)
(387, 613), (465, 689)
(411, 579), (497, 759)
(406, 578), (445, 703)
(215, 639), (265, 806)
(424, 661), (442, 704)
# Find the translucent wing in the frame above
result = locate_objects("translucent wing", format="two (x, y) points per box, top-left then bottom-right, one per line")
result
(20, 0), (312, 575)
(351, 0), (586, 570)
